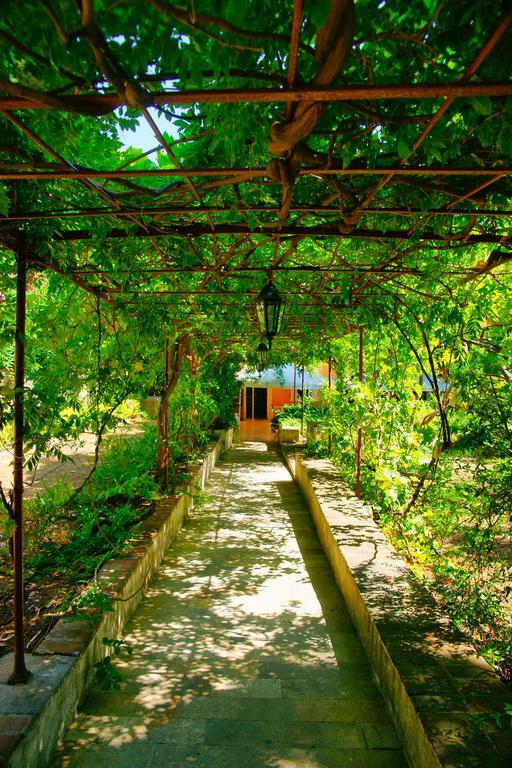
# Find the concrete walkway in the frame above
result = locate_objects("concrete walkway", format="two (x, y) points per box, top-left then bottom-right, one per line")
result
(52, 440), (407, 768)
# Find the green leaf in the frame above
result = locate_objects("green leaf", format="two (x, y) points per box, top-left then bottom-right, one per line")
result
(497, 125), (512, 156)
(310, 0), (330, 29)
(471, 97), (493, 116)
(397, 137), (410, 160)
(422, 0), (437, 10)
(245, 210), (258, 231)
(0, 184), (9, 216)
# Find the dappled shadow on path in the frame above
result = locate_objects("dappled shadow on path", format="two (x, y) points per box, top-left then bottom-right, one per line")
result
(53, 444), (405, 768)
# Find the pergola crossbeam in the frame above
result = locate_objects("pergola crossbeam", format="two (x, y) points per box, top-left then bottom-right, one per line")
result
(1, 166), (512, 180)
(2, 205), (512, 223)
(50, 223), (510, 244)
(2, 81), (512, 113)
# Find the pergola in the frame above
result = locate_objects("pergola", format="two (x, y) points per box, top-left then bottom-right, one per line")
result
(1, 0), (511, 684)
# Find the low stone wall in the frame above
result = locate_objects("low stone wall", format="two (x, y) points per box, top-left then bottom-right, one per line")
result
(282, 446), (512, 768)
(278, 423), (300, 442)
(0, 429), (232, 768)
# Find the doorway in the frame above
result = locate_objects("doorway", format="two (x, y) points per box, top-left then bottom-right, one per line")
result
(253, 387), (267, 419)
(245, 386), (268, 419)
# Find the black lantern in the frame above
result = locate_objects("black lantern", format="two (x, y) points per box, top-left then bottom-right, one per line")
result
(256, 341), (269, 372)
(256, 277), (283, 349)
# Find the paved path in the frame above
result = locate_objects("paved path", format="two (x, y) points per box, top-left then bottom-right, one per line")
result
(53, 440), (407, 768)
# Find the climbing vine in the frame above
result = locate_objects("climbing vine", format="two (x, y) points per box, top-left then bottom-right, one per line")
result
(0, 0), (511, 680)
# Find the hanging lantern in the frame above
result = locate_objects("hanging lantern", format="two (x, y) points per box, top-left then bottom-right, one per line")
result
(256, 277), (283, 349)
(256, 341), (269, 372)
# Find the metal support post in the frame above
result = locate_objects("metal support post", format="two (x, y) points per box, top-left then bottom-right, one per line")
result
(162, 336), (170, 491)
(328, 356), (332, 456)
(8, 239), (31, 684)
(356, 327), (364, 498)
(300, 361), (305, 436)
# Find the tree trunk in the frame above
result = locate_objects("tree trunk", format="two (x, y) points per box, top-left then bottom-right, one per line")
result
(156, 334), (189, 486)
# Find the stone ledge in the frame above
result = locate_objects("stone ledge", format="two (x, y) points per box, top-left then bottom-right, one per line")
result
(281, 446), (512, 768)
(0, 429), (232, 768)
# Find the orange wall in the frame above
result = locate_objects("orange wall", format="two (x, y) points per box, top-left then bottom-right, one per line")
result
(317, 362), (336, 379)
(271, 388), (294, 407)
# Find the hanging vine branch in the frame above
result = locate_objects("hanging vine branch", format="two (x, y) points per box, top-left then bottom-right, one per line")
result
(268, 0), (355, 157)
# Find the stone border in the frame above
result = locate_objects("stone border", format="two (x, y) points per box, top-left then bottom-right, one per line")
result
(0, 429), (232, 768)
(281, 446), (512, 768)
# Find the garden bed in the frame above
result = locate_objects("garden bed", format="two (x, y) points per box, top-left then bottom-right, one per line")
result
(0, 421), (229, 657)
(0, 429), (232, 768)
(281, 444), (512, 768)
(0, 421), (158, 657)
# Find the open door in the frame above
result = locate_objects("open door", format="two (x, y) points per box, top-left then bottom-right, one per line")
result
(253, 387), (267, 419)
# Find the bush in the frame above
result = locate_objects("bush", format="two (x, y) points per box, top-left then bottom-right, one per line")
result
(24, 424), (160, 584)
(270, 402), (327, 432)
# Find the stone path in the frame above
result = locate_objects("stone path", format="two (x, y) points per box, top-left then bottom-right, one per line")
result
(52, 440), (407, 768)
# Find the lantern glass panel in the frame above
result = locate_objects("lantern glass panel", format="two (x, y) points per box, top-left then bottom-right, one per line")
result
(257, 342), (269, 369)
(256, 281), (282, 343)
(256, 300), (266, 336)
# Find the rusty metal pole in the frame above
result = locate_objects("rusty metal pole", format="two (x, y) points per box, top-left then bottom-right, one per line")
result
(300, 361), (305, 436)
(8, 238), (31, 684)
(356, 327), (364, 498)
(328, 356), (332, 456)
(293, 362), (297, 405)
(3, 81), (512, 113)
(162, 336), (169, 491)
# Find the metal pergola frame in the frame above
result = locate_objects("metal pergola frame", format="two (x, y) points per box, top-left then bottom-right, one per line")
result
(1, 0), (512, 684)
